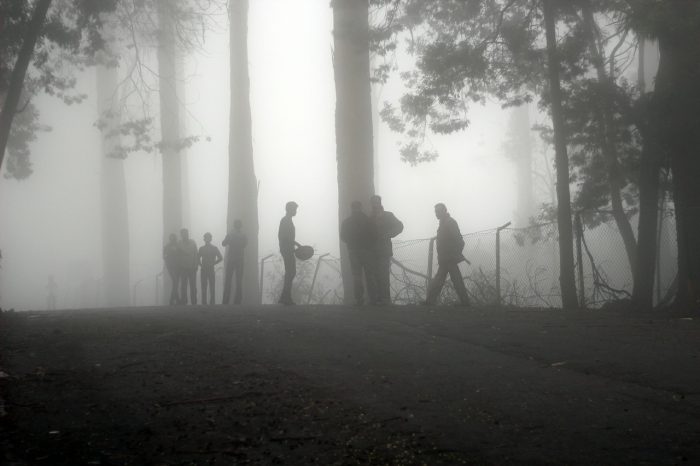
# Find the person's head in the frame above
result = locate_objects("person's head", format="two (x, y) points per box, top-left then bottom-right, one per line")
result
(203, 232), (212, 243)
(169, 233), (177, 244)
(180, 228), (189, 240)
(285, 201), (298, 217)
(350, 200), (362, 214)
(434, 203), (448, 220)
(370, 195), (382, 212)
(233, 219), (243, 231)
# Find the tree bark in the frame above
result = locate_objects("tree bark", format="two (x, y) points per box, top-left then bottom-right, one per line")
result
(96, 62), (131, 307)
(157, 1), (183, 302)
(581, 3), (638, 276)
(0, 0), (52, 170)
(509, 104), (534, 227)
(332, 0), (375, 304)
(228, 0), (260, 304)
(543, 0), (578, 309)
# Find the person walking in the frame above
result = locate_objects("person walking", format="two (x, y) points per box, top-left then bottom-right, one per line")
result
(369, 195), (403, 305)
(340, 200), (376, 305)
(425, 203), (470, 306)
(179, 228), (199, 305)
(199, 232), (223, 305)
(163, 233), (181, 305)
(278, 201), (301, 305)
(222, 219), (247, 305)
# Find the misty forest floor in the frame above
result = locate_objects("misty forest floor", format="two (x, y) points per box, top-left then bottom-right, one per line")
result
(1, 305), (700, 465)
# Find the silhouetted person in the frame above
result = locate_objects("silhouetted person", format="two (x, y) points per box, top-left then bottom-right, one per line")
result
(47, 275), (57, 310)
(340, 200), (376, 305)
(279, 201), (301, 305)
(179, 228), (198, 304)
(163, 233), (181, 305)
(222, 219), (247, 305)
(199, 232), (223, 305)
(426, 203), (470, 306)
(370, 195), (403, 305)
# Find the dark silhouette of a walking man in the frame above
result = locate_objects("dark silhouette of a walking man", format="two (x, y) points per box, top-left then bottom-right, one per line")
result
(163, 233), (181, 305)
(179, 228), (198, 305)
(425, 203), (470, 306)
(222, 219), (247, 305)
(278, 201), (301, 305)
(340, 200), (376, 305)
(370, 195), (403, 305)
(199, 232), (223, 305)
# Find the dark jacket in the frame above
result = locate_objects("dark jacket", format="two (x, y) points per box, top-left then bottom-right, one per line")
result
(436, 214), (465, 265)
(223, 231), (247, 263)
(278, 216), (295, 255)
(371, 210), (403, 257)
(340, 211), (374, 251)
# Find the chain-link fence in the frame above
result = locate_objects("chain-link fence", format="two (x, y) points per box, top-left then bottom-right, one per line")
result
(257, 211), (678, 308)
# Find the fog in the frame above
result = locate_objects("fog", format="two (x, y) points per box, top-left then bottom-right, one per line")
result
(0, 1), (659, 310)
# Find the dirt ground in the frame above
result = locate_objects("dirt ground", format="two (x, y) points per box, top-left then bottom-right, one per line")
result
(1, 305), (700, 465)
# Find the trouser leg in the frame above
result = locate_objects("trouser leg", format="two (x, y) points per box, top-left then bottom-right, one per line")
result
(376, 256), (392, 304)
(234, 262), (244, 304)
(168, 268), (179, 305)
(222, 263), (234, 304)
(201, 270), (208, 305)
(349, 249), (365, 304)
(179, 270), (187, 303)
(189, 270), (197, 304)
(449, 263), (470, 305)
(426, 265), (449, 304)
(280, 253), (296, 303)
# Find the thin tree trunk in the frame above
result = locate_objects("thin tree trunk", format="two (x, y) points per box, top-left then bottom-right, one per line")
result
(228, 0), (259, 304)
(97, 61), (131, 307)
(157, 1), (183, 302)
(0, 0), (52, 169)
(510, 104), (534, 227)
(581, 3), (638, 275)
(543, 0), (578, 309)
(332, 0), (375, 304)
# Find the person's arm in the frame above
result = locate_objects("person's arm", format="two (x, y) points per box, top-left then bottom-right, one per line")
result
(222, 234), (230, 247)
(388, 213), (404, 238)
(197, 248), (203, 267)
(215, 247), (223, 265)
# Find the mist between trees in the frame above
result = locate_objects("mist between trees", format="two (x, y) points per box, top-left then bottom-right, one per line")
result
(0, 0), (697, 311)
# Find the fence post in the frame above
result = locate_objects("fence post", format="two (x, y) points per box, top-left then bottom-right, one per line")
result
(574, 213), (585, 308)
(308, 253), (330, 305)
(495, 222), (511, 306)
(259, 254), (274, 304)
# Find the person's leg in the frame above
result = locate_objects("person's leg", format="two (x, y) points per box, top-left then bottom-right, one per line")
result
(190, 269), (197, 304)
(378, 256), (392, 304)
(426, 265), (449, 304)
(449, 263), (470, 305)
(222, 262), (234, 304)
(179, 268), (188, 304)
(200, 269), (208, 305)
(168, 268), (179, 305)
(348, 249), (365, 304)
(234, 262), (244, 304)
(208, 268), (215, 305)
(363, 252), (378, 304)
(280, 253), (296, 303)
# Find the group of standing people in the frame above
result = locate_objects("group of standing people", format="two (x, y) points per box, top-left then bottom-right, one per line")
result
(338, 196), (469, 306)
(164, 195), (470, 307)
(163, 223), (247, 306)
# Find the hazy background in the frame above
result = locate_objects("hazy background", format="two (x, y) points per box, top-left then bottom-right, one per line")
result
(0, 0), (544, 310)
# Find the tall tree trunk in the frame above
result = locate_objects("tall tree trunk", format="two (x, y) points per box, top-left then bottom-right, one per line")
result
(332, 0), (375, 304)
(96, 62), (130, 307)
(581, 3), (638, 275)
(509, 104), (534, 227)
(0, 0), (52, 169)
(655, 12), (700, 308)
(632, 42), (664, 308)
(228, 0), (259, 304)
(157, 1), (183, 301)
(543, 0), (578, 309)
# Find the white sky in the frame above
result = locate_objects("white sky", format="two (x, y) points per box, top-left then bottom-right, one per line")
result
(0, 0), (531, 310)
